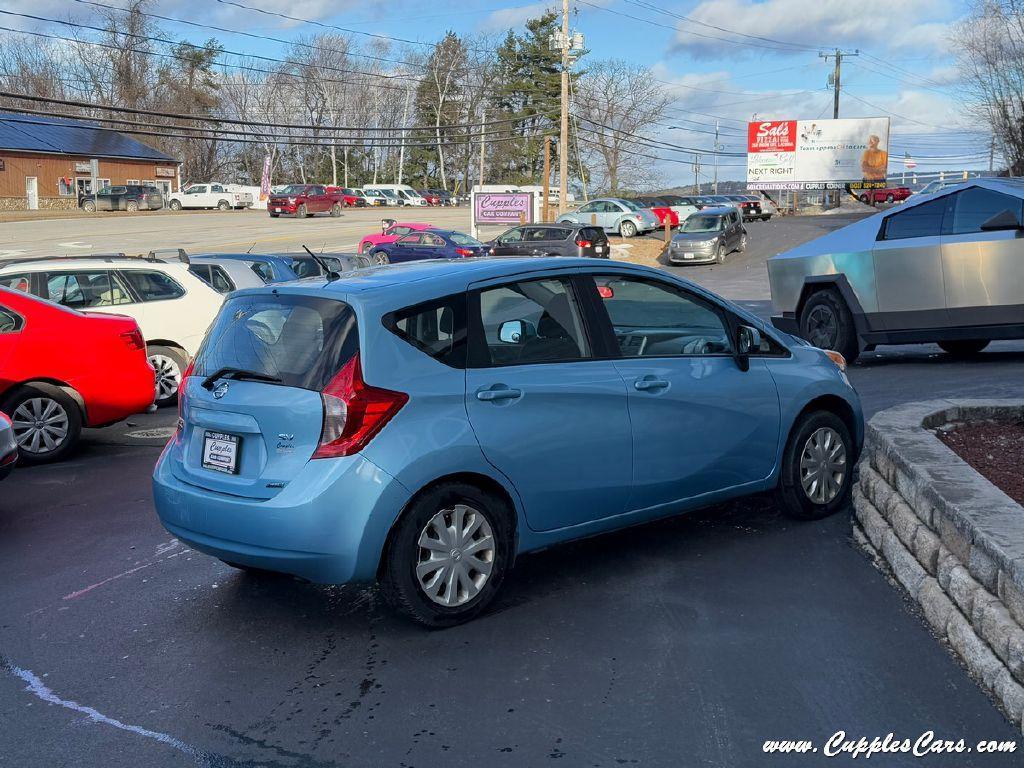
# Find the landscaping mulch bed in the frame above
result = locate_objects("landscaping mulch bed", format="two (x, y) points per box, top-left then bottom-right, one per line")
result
(938, 420), (1024, 505)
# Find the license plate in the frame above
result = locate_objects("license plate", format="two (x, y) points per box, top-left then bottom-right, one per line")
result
(595, 245), (605, 253)
(274, 207), (282, 212)
(684, 252), (695, 259)
(202, 431), (240, 474)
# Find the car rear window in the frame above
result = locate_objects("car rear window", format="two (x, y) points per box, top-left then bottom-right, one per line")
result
(384, 293), (468, 369)
(194, 294), (358, 390)
(577, 227), (606, 242)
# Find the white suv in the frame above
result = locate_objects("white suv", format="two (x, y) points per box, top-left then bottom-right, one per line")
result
(0, 256), (223, 406)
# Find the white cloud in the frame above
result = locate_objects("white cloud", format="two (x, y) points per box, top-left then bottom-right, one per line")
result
(672, 0), (956, 58)
(478, 2), (559, 33)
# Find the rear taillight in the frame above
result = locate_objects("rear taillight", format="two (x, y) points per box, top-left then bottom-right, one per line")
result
(121, 328), (145, 351)
(455, 248), (474, 257)
(175, 360), (194, 433)
(313, 356), (407, 459)
(576, 239), (592, 248)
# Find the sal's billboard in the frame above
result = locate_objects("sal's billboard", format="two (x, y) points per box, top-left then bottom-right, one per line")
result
(746, 117), (891, 190)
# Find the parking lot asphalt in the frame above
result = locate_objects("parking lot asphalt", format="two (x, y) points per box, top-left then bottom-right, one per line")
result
(2, 212), (1024, 767)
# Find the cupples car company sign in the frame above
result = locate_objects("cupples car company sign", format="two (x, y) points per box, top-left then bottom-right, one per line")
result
(473, 193), (533, 224)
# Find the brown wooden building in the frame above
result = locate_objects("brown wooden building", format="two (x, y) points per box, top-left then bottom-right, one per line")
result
(0, 113), (180, 211)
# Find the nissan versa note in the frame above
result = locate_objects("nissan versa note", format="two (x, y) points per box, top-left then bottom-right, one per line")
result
(153, 258), (863, 627)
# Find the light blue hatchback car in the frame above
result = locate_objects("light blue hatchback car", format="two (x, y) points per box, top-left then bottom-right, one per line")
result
(153, 258), (863, 626)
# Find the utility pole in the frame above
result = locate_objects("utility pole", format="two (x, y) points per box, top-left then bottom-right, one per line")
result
(397, 86), (412, 184)
(713, 120), (720, 194)
(542, 136), (552, 223)
(478, 104), (486, 188)
(693, 154), (700, 194)
(558, 0), (570, 215)
(820, 48), (858, 207)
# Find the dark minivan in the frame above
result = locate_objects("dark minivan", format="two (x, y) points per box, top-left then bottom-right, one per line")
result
(489, 224), (610, 259)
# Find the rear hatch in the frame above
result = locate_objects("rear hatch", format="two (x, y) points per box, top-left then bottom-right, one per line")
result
(171, 292), (358, 500)
(575, 226), (609, 257)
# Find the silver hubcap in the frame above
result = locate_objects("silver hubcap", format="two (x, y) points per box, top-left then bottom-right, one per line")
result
(799, 427), (847, 504)
(373, 252), (389, 265)
(12, 398), (70, 454)
(150, 354), (182, 401)
(416, 504), (495, 607)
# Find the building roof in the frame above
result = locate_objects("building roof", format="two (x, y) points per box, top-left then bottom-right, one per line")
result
(0, 112), (178, 163)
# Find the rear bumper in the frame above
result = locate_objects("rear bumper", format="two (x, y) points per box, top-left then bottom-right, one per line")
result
(152, 451), (412, 584)
(83, 367), (156, 426)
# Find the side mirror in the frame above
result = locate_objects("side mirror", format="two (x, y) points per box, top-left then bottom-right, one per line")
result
(734, 325), (761, 371)
(498, 319), (536, 344)
(979, 209), (1023, 232)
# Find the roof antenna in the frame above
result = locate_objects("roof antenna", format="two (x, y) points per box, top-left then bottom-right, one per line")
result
(303, 244), (339, 282)
(246, 242), (256, 253)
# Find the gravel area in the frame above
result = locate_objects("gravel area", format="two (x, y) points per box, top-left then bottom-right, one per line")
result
(938, 420), (1024, 505)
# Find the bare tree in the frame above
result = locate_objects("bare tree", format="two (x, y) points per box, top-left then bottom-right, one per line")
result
(574, 59), (672, 193)
(953, 0), (1024, 174)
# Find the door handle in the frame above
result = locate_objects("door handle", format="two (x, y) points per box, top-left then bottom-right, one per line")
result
(634, 376), (669, 392)
(476, 385), (523, 402)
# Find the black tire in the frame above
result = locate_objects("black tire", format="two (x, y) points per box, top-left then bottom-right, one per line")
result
(885, 194), (895, 203)
(716, 242), (726, 264)
(775, 411), (854, 520)
(126, 201), (139, 213)
(330, 203), (342, 217)
(737, 232), (748, 252)
(371, 250), (390, 265)
(217, 200), (231, 211)
(297, 203), (309, 218)
(938, 339), (989, 356)
(619, 220), (638, 238)
(81, 199), (96, 212)
(1, 384), (83, 464)
(798, 289), (860, 364)
(148, 344), (189, 407)
(859, 194), (870, 204)
(269, 212), (279, 218)
(761, 215), (771, 221)
(169, 199), (182, 211)
(380, 482), (514, 628)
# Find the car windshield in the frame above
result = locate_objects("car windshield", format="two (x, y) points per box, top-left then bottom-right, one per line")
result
(618, 199), (644, 211)
(380, 190), (399, 199)
(277, 185), (309, 195)
(681, 215), (723, 233)
(449, 233), (483, 246)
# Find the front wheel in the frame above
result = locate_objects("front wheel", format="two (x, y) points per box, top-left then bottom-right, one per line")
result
(798, 289), (860, 364)
(81, 199), (96, 212)
(371, 250), (390, 265)
(737, 232), (748, 252)
(859, 194), (870, 204)
(885, 194), (895, 203)
(380, 482), (513, 627)
(938, 339), (989, 356)
(148, 345), (188, 407)
(169, 199), (182, 211)
(297, 204), (309, 218)
(330, 203), (342, 217)
(619, 220), (638, 238)
(126, 201), (139, 212)
(775, 411), (853, 519)
(716, 242), (726, 264)
(2, 385), (82, 464)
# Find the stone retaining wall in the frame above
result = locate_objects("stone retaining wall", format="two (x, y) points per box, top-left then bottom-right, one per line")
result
(853, 400), (1024, 733)
(0, 197), (78, 211)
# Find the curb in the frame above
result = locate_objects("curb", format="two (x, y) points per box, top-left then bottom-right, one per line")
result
(853, 399), (1024, 733)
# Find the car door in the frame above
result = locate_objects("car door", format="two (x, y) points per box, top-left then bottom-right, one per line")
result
(939, 186), (1024, 327)
(389, 233), (427, 263)
(491, 228), (525, 256)
(0, 302), (23, 374)
(587, 272), (781, 510)
(464, 273), (633, 531)
(873, 195), (953, 328)
(311, 186), (330, 212)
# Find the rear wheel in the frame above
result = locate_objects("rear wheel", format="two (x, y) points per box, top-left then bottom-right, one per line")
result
(381, 482), (514, 628)
(126, 201), (139, 212)
(859, 194), (870, 204)
(148, 345), (188, 407)
(3, 385), (82, 464)
(775, 411), (853, 520)
(371, 250), (390, 265)
(798, 289), (860, 363)
(217, 200), (231, 211)
(938, 339), (989, 356)
(619, 220), (637, 238)
(885, 194), (895, 203)
(81, 199), (96, 212)
(169, 199), (182, 211)
(330, 203), (342, 217)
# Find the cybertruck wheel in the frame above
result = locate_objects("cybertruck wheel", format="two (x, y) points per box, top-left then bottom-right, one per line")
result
(799, 289), (860, 364)
(381, 482), (514, 628)
(938, 339), (989, 356)
(775, 411), (853, 520)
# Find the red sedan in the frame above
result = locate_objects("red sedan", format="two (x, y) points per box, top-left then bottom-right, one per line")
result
(634, 197), (680, 228)
(0, 287), (156, 463)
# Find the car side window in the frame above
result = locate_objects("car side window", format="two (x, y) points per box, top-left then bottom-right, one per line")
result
(397, 234), (422, 246)
(209, 266), (235, 293)
(47, 270), (130, 308)
(944, 188), (1024, 235)
(881, 197), (951, 240)
(0, 306), (23, 333)
(120, 270), (185, 302)
(391, 226), (413, 236)
(0, 273), (32, 292)
(422, 234), (445, 247)
(249, 262), (274, 283)
(211, 184), (225, 193)
(592, 275), (732, 357)
(385, 293), (468, 369)
(500, 228), (523, 243)
(473, 278), (590, 367)
(578, 202), (598, 214)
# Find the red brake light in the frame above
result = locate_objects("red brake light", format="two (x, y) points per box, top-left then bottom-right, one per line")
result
(120, 328), (146, 351)
(313, 356), (407, 459)
(597, 285), (614, 299)
(576, 239), (592, 248)
(455, 248), (474, 257)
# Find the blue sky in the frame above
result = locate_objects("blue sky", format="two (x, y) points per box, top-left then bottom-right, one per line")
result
(21, 0), (981, 184)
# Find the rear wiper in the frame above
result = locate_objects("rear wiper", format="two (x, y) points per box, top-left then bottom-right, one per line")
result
(201, 367), (282, 390)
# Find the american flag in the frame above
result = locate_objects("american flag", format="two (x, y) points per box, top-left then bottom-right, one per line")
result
(903, 152), (917, 170)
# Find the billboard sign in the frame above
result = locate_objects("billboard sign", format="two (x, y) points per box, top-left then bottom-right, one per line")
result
(746, 117), (891, 190)
(472, 192), (534, 224)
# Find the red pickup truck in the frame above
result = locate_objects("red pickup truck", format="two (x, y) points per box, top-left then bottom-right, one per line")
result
(268, 184), (346, 217)
(858, 187), (912, 205)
